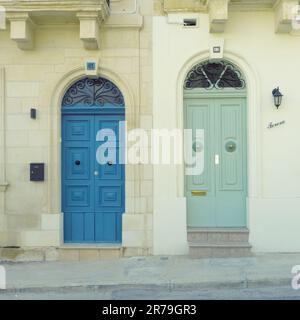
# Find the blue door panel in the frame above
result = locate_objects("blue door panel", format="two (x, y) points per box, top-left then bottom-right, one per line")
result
(95, 184), (124, 211)
(62, 113), (125, 244)
(95, 119), (121, 142)
(99, 163), (122, 180)
(64, 212), (96, 243)
(72, 212), (85, 242)
(98, 148), (123, 180)
(95, 212), (121, 243)
(94, 115), (125, 243)
(65, 147), (90, 180)
(64, 184), (92, 211)
(84, 213), (95, 242)
(64, 213), (72, 242)
(64, 119), (91, 141)
(102, 213), (117, 242)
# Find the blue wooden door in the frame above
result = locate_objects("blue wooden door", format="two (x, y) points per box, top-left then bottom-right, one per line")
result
(185, 97), (247, 228)
(62, 114), (125, 243)
(94, 115), (125, 243)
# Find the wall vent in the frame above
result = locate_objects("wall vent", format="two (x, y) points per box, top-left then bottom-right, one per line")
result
(183, 19), (198, 27)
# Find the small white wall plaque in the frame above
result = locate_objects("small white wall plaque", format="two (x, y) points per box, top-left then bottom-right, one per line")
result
(209, 37), (224, 59)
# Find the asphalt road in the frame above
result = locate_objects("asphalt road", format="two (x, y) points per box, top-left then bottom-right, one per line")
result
(0, 286), (300, 300)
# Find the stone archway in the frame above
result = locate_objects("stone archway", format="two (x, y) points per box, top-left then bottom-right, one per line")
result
(183, 59), (248, 229)
(49, 67), (137, 246)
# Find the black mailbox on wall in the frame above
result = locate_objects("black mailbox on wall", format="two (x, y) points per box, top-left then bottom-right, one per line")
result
(30, 163), (45, 181)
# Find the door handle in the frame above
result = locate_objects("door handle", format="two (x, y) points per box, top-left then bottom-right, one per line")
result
(94, 171), (99, 176)
(215, 154), (220, 165)
(191, 190), (207, 197)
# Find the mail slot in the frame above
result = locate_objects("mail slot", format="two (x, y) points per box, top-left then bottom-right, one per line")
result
(191, 190), (207, 197)
(30, 163), (45, 181)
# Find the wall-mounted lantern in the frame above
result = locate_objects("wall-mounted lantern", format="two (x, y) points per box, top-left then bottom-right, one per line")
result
(272, 87), (283, 109)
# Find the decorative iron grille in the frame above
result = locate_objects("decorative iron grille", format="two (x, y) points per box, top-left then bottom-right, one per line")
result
(62, 77), (125, 108)
(184, 61), (246, 90)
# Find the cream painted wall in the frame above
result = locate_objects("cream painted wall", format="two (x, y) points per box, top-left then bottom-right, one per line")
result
(153, 11), (300, 254)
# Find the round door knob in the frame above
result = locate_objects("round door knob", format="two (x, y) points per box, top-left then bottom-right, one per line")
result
(225, 141), (237, 153)
(75, 160), (81, 166)
(192, 141), (204, 153)
(94, 171), (99, 176)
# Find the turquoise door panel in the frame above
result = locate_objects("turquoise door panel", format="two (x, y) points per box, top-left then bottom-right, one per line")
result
(185, 100), (216, 227)
(185, 97), (247, 228)
(215, 98), (247, 227)
(62, 114), (125, 243)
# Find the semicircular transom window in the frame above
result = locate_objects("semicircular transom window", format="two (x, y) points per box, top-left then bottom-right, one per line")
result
(184, 61), (246, 90)
(62, 77), (125, 108)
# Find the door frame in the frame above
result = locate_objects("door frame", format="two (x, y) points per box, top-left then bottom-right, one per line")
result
(176, 52), (261, 234)
(61, 111), (125, 244)
(49, 66), (136, 247)
(183, 88), (248, 227)
(60, 76), (126, 244)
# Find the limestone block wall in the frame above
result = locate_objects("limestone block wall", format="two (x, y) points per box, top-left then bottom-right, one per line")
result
(0, 0), (153, 255)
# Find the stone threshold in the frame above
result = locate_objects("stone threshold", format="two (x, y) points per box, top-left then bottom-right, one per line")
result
(188, 228), (250, 233)
(61, 244), (122, 249)
(58, 246), (124, 261)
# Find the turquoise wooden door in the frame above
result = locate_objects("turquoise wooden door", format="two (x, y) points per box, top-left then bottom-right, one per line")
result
(185, 97), (247, 228)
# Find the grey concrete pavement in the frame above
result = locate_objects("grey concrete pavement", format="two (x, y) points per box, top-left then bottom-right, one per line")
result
(1, 285), (300, 300)
(0, 253), (300, 298)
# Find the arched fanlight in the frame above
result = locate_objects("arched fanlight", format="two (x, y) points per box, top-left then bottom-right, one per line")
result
(62, 77), (125, 108)
(184, 60), (246, 90)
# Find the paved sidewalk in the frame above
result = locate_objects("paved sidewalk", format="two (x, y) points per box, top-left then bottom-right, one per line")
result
(0, 253), (300, 292)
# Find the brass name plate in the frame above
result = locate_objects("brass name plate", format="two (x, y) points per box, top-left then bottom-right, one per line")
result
(191, 190), (207, 197)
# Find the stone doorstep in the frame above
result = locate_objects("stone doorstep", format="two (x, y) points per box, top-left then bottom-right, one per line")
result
(0, 246), (124, 262)
(189, 242), (252, 249)
(187, 228), (250, 243)
(188, 228), (252, 258)
(189, 243), (253, 259)
(189, 246), (253, 259)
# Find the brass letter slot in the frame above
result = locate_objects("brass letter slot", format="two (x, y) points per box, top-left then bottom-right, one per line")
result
(191, 190), (207, 197)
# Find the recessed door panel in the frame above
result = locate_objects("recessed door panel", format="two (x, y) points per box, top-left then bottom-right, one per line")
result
(65, 185), (91, 208)
(65, 147), (90, 180)
(215, 98), (247, 227)
(64, 119), (91, 141)
(95, 212), (121, 243)
(97, 185), (123, 208)
(217, 103), (243, 191)
(185, 100), (216, 227)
